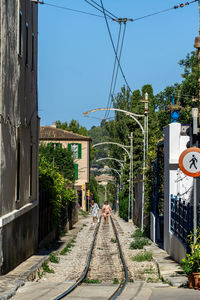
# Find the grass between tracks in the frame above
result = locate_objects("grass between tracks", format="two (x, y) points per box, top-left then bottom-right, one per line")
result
(83, 278), (101, 284)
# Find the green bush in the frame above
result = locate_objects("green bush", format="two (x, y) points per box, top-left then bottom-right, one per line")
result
(132, 229), (145, 238)
(60, 240), (76, 255)
(130, 238), (150, 249)
(42, 261), (54, 273)
(132, 251), (152, 262)
(39, 156), (75, 235)
(49, 253), (59, 264)
(119, 191), (128, 221)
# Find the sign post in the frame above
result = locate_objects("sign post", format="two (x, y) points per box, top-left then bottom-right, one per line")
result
(179, 147), (200, 233)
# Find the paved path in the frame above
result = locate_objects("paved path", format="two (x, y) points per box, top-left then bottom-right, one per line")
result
(13, 282), (200, 300)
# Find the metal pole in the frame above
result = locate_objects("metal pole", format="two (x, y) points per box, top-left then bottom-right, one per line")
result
(128, 132), (133, 221)
(105, 185), (107, 202)
(141, 93), (148, 231)
(130, 132), (134, 220)
(194, 1), (200, 124)
(194, 178), (197, 233)
(145, 93), (149, 151)
(141, 133), (145, 232)
(193, 1), (200, 236)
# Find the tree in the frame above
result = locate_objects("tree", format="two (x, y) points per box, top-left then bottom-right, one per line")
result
(39, 143), (75, 182)
(39, 155), (75, 235)
(56, 119), (88, 136)
(88, 175), (99, 205)
(155, 50), (198, 131)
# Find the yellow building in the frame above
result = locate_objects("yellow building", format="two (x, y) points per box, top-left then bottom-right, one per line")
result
(40, 124), (91, 211)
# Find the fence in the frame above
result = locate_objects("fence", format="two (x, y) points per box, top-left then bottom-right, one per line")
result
(171, 196), (200, 249)
(38, 189), (51, 243)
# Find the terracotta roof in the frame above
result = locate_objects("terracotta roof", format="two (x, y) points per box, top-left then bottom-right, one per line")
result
(40, 126), (91, 141)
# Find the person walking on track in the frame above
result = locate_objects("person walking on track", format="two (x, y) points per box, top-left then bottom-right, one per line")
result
(102, 201), (112, 224)
(91, 199), (99, 225)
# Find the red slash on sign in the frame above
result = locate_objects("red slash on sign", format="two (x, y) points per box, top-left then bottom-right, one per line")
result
(179, 147), (200, 177)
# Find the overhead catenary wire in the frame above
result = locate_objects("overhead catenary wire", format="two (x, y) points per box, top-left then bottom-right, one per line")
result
(104, 23), (122, 120)
(84, 0), (118, 20)
(35, 0), (198, 22)
(34, 1), (104, 18)
(100, 0), (133, 94)
(132, 0), (199, 22)
(105, 22), (127, 120)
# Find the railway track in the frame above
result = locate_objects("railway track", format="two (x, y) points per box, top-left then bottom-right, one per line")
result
(54, 215), (128, 300)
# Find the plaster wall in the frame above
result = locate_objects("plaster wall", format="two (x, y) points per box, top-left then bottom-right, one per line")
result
(0, 0), (39, 273)
(164, 123), (192, 262)
(40, 139), (90, 211)
(40, 139), (90, 185)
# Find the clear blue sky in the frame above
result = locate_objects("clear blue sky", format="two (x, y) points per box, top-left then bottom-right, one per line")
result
(38, 0), (198, 129)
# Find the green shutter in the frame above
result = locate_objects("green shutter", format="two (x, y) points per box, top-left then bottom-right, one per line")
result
(78, 144), (82, 159)
(74, 164), (78, 180)
(68, 143), (72, 152)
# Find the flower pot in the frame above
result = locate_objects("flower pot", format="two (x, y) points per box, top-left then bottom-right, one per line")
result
(193, 273), (200, 290)
(187, 274), (194, 289)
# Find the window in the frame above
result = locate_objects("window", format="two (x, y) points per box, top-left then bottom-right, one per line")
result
(74, 164), (78, 180)
(25, 22), (29, 65)
(18, 10), (23, 56)
(16, 139), (21, 201)
(31, 33), (34, 71)
(68, 143), (82, 159)
(29, 145), (33, 197)
(47, 143), (62, 149)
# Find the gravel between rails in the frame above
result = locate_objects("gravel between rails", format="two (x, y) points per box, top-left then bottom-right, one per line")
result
(87, 218), (124, 283)
(38, 213), (159, 284)
(38, 215), (96, 283)
(112, 214), (160, 282)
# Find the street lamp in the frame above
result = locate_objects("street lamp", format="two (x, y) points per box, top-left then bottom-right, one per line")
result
(93, 141), (132, 219)
(84, 93), (148, 230)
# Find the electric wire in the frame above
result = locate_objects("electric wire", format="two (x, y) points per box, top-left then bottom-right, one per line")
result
(132, 0), (199, 22)
(84, 0), (113, 20)
(111, 23), (127, 106)
(84, 0), (118, 20)
(84, 115), (115, 121)
(104, 23), (122, 120)
(35, 1), (104, 18)
(100, 0), (132, 94)
(105, 22), (127, 120)
(36, 0), (198, 22)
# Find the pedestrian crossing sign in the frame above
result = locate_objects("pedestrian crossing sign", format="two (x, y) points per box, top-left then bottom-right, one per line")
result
(179, 147), (200, 177)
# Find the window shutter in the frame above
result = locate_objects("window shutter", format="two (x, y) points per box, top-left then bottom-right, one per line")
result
(68, 143), (72, 152)
(74, 164), (78, 180)
(78, 144), (82, 159)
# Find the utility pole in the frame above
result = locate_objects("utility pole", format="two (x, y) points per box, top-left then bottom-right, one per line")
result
(195, 1), (200, 125)
(128, 132), (134, 221)
(140, 93), (148, 231)
(193, 1), (200, 234)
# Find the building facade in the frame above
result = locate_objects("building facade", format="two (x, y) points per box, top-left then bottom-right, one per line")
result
(0, 0), (39, 274)
(40, 125), (91, 211)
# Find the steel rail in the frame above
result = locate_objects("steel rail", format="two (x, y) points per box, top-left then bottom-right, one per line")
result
(109, 216), (129, 300)
(53, 217), (101, 300)
(54, 215), (128, 300)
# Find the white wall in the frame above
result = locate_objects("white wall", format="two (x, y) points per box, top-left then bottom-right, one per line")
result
(164, 123), (193, 262)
